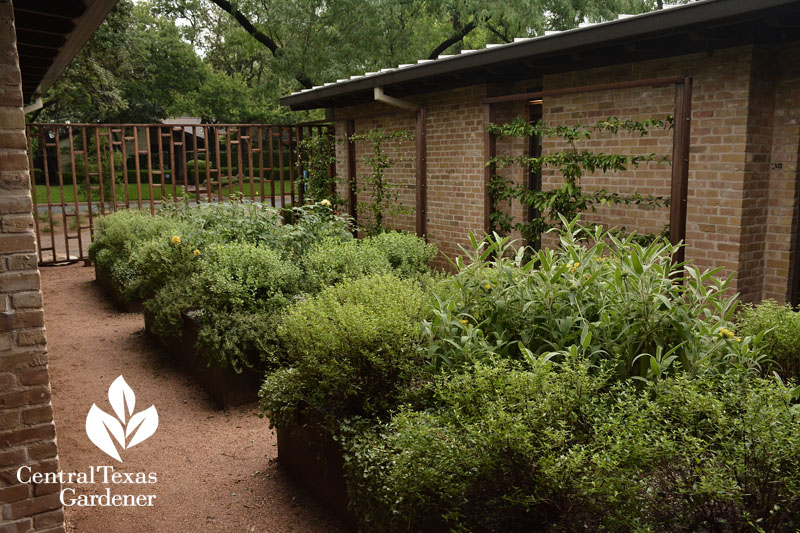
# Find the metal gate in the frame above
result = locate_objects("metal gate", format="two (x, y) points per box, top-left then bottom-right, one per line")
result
(26, 122), (333, 264)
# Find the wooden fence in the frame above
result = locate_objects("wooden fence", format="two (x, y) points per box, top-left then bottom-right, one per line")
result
(26, 122), (332, 264)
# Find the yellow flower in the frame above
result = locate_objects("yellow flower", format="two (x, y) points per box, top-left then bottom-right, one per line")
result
(320, 199), (331, 207)
(717, 327), (735, 339)
(193, 249), (200, 257)
(596, 257), (605, 263)
(735, 337), (742, 342)
(484, 283), (492, 290)
(171, 235), (181, 244)
(573, 262), (580, 268)
(459, 319), (468, 325)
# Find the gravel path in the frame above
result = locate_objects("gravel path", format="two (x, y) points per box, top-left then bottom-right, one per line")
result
(41, 263), (344, 532)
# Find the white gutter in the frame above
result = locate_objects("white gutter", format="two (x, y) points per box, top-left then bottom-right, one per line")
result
(23, 95), (43, 114)
(373, 87), (419, 111)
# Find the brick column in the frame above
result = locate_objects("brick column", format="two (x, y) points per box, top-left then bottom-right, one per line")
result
(0, 1), (64, 532)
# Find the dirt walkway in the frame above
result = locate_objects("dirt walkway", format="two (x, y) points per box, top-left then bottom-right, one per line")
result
(41, 263), (344, 532)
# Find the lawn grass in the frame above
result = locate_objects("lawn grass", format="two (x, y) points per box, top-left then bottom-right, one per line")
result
(35, 181), (299, 205)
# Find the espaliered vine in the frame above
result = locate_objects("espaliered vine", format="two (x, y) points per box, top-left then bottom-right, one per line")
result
(350, 128), (414, 236)
(488, 116), (673, 244)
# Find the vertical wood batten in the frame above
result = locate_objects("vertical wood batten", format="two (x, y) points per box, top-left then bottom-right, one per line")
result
(670, 77), (692, 266)
(483, 103), (496, 235)
(346, 119), (357, 230)
(415, 107), (427, 239)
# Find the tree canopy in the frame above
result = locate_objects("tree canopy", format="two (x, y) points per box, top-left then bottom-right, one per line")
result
(37, 0), (697, 124)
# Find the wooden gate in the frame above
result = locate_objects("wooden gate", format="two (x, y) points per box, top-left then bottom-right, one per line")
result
(26, 122), (333, 264)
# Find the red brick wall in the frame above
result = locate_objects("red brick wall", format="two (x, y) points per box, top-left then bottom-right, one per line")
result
(0, 2), (64, 532)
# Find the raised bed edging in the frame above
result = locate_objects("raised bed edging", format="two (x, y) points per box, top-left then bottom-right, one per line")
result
(142, 307), (263, 408)
(94, 263), (143, 313)
(276, 417), (357, 530)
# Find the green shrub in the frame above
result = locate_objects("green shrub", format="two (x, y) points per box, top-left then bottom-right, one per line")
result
(280, 203), (354, 259)
(344, 359), (800, 532)
(126, 231), (211, 300)
(89, 210), (190, 301)
(343, 357), (606, 532)
(161, 199), (287, 251)
(301, 230), (436, 293)
(260, 273), (429, 427)
(366, 231), (438, 278)
(737, 299), (800, 379)
(147, 241), (302, 371)
(421, 220), (761, 380)
(301, 237), (392, 293)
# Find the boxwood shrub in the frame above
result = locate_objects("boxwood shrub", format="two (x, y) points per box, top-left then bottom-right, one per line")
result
(260, 273), (431, 427)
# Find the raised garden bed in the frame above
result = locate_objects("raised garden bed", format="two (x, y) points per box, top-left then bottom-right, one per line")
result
(94, 263), (143, 313)
(143, 307), (262, 408)
(276, 412), (356, 529)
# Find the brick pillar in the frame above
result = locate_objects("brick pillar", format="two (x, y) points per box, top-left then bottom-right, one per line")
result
(0, 1), (64, 532)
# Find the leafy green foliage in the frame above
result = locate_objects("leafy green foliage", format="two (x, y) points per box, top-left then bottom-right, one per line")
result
(737, 300), (800, 380)
(260, 273), (429, 427)
(147, 241), (302, 371)
(298, 132), (341, 205)
(350, 129), (414, 236)
(89, 210), (191, 301)
(301, 237), (392, 293)
(421, 219), (761, 381)
(488, 116), (671, 244)
(343, 359), (800, 532)
(366, 231), (439, 278)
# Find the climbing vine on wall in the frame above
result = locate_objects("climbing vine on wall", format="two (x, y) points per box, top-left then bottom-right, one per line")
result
(350, 128), (414, 236)
(488, 116), (673, 245)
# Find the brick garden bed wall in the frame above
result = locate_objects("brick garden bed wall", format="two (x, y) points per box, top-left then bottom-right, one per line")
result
(0, 2), (64, 531)
(332, 42), (800, 302)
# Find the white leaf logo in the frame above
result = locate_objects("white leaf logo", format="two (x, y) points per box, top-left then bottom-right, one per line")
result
(85, 376), (158, 462)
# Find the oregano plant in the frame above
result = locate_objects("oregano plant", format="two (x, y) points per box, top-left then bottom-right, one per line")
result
(488, 116), (673, 244)
(350, 128), (414, 236)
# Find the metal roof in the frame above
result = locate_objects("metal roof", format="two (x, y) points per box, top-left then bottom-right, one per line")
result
(280, 0), (800, 110)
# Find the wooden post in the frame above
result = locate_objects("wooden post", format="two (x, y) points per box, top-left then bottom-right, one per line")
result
(670, 77), (692, 265)
(483, 103), (496, 235)
(346, 120), (357, 231)
(415, 107), (427, 239)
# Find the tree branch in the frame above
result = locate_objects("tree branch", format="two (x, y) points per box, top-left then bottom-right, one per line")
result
(485, 22), (511, 43)
(427, 19), (477, 59)
(208, 0), (314, 89)
(209, 0), (279, 54)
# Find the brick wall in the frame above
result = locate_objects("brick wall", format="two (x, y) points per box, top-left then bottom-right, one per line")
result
(0, 2), (64, 532)
(334, 85), (488, 265)
(763, 42), (800, 302)
(331, 42), (800, 301)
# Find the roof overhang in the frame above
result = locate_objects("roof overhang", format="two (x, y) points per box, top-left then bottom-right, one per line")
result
(281, 0), (800, 110)
(14, 0), (119, 104)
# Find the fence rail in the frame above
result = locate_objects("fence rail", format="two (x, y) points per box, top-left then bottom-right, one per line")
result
(26, 122), (333, 264)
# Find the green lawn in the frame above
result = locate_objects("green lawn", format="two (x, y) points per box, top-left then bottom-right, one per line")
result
(34, 181), (300, 205)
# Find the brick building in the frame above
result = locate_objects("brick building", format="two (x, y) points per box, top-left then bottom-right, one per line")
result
(1, 1), (116, 532)
(281, 0), (800, 305)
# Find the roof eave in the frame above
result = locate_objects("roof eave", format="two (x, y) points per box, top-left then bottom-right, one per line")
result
(280, 0), (798, 110)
